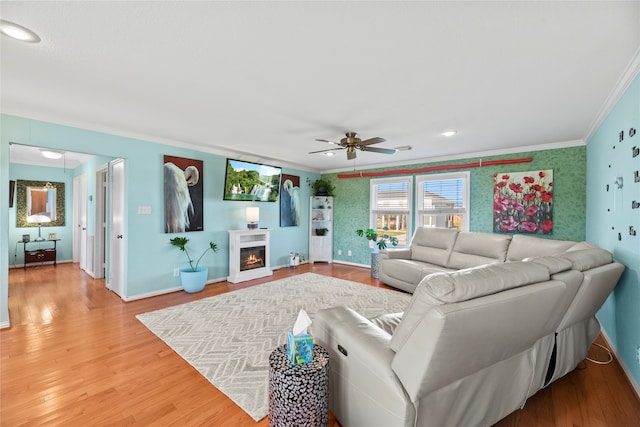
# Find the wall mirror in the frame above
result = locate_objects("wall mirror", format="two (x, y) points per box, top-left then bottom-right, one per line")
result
(16, 180), (65, 227)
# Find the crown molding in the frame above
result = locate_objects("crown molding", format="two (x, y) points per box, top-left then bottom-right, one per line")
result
(583, 47), (640, 143)
(321, 139), (585, 175)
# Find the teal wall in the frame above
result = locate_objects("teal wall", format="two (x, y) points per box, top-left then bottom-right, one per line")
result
(8, 164), (74, 266)
(587, 73), (640, 387)
(1, 115), (319, 315)
(328, 146), (587, 266)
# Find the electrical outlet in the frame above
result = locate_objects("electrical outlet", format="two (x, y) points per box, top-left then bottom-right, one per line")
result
(173, 268), (180, 277)
(338, 249), (342, 255)
(347, 250), (352, 256)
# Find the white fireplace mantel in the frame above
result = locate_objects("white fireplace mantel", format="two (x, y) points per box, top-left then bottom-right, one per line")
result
(228, 229), (272, 283)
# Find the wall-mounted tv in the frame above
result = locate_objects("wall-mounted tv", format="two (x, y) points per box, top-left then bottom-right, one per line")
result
(223, 158), (281, 202)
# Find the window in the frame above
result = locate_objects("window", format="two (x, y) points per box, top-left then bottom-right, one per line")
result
(370, 177), (412, 247)
(416, 171), (469, 231)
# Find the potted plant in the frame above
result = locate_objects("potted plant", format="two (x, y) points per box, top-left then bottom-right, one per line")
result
(306, 177), (335, 196)
(356, 228), (399, 250)
(169, 237), (219, 293)
(356, 228), (399, 278)
(315, 227), (329, 236)
(288, 252), (306, 268)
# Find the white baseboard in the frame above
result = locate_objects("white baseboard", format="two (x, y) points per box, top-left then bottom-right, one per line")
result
(0, 320), (10, 329)
(600, 329), (640, 400)
(331, 259), (370, 268)
(123, 276), (227, 302)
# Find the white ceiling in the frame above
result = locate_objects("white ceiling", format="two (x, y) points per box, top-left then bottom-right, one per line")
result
(2, 1), (639, 173)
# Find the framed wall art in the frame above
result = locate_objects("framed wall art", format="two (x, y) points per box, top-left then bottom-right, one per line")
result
(164, 155), (204, 233)
(493, 169), (553, 234)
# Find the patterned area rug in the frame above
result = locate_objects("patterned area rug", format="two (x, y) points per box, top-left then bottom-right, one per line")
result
(136, 272), (411, 421)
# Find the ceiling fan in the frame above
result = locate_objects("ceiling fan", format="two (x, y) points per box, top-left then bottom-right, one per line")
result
(310, 131), (396, 160)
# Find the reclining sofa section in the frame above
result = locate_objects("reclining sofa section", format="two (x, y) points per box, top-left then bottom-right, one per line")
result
(312, 227), (624, 427)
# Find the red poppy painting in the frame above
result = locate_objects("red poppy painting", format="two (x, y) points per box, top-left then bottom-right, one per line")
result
(493, 170), (553, 234)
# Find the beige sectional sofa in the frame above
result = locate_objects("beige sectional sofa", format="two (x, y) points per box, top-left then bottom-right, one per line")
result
(312, 227), (624, 427)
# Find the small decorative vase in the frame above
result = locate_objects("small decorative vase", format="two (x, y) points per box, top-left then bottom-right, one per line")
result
(180, 267), (208, 293)
(370, 252), (380, 279)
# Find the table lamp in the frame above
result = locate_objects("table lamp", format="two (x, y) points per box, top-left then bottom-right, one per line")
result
(246, 207), (259, 229)
(27, 214), (52, 241)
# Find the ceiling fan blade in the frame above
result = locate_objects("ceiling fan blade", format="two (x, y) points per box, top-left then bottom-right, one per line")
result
(362, 146), (397, 155)
(358, 137), (386, 146)
(309, 147), (345, 154)
(315, 138), (342, 146)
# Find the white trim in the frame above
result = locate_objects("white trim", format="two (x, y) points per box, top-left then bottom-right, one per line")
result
(332, 260), (370, 269)
(0, 320), (10, 329)
(370, 176), (413, 248)
(599, 328), (640, 400)
(123, 277), (227, 302)
(583, 47), (640, 143)
(416, 171), (470, 231)
(322, 139), (585, 174)
(2, 110), (317, 173)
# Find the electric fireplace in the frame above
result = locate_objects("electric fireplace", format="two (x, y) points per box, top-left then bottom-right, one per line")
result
(228, 229), (272, 283)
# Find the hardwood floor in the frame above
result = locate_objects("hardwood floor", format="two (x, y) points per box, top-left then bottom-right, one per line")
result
(2, 263), (639, 426)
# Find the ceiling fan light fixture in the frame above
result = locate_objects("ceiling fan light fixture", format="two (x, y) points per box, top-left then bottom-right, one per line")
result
(0, 20), (41, 43)
(441, 130), (458, 137)
(41, 149), (63, 160)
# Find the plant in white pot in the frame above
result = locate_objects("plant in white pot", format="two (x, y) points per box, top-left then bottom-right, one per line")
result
(169, 237), (219, 293)
(356, 228), (399, 278)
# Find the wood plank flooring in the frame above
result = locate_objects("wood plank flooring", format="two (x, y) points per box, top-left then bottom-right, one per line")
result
(2, 263), (639, 426)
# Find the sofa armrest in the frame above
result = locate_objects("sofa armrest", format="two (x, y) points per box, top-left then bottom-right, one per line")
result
(380, 248), (412, 260)
(312, 306), (414, 427)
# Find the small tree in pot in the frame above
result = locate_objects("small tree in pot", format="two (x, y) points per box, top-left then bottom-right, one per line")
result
(356, 228), (399, 279)
(169, 237), (219, 293)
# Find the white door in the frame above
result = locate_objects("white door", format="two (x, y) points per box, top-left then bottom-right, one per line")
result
(73, 174), (88, 271)
(93, 166), (108, 279)
(108, 159), (126, 297)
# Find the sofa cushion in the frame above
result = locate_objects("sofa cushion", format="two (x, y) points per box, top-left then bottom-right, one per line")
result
(506, 235), (576, 261)
(523, 256), (573, 274)
(410, 227), (459, 266)
(446, 232), (512, 269)
(381, 259), (454, 286)
(561, 248), (612, 271)
(566, 241), (598, 252)
(390, 262), (550, 351)
(369, 313), (404, 335)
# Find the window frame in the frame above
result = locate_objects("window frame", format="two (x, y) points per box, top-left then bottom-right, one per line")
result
(415, 171), (470, 231)
(369, 176), (413, 248)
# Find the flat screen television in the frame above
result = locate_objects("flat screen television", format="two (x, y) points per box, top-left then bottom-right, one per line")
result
(223, 158), (281, 202)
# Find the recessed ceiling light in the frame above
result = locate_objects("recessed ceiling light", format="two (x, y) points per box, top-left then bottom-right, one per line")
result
(324, 152), (335, 157)
(41, 150), (63, 160)
(441, 130), (458, 137)
(0, 20), (41, 43)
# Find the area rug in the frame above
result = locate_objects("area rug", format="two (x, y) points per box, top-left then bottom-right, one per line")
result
(136, 272), (411, 421)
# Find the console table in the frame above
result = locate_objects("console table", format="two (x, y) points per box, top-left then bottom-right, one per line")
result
(22, 239), (60, 269)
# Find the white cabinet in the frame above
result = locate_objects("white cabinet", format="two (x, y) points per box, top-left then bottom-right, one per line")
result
(309, 196), (333, 262)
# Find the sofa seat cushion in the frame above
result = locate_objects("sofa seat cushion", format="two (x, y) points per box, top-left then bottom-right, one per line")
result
(409, 227), (459, 266)
(390, 261), (550, 351)
(381, 259), (455, 285)
(506, 235), (576, 261)
(446, 232), (513, 269)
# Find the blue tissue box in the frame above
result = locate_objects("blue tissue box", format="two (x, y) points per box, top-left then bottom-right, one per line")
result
(287, 331), (314, 364)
